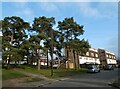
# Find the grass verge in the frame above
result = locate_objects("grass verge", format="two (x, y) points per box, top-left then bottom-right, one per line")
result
(2, 69), (28, 80)
(16, 65), (87, 79)
(109, 79), (120, 88)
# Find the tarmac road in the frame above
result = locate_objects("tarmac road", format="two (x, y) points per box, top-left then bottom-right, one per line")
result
(43, 68), (119, 87)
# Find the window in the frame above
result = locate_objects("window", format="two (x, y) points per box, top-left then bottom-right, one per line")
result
(109, 55), (111, 58)
(96, 54), (98, 57)
(114, 56), (116, 59)
(112, 56), (113, 59)
(106, 54), (108, 58)
(86, 58), (88, 60)
(91, 52), (94, 57)
(86, 52), (89, 56)
(79, 57), (82, 59)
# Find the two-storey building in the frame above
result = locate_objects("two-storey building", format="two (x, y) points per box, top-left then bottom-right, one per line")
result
(98, 49), (117, 67)
(79, 48), (100, 68)
(65, 47), (117, 69)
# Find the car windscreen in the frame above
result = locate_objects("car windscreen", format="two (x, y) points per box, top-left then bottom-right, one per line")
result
(88, 66), (93, 69)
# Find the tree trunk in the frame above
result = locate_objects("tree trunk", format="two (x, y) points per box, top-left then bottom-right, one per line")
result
(66, 30), (69, 70)
(50, 43), (54, 76)
(66, 46), (69, 70)
(50, 29), (54, 76)
(26, 50), (29, 65)
(7, 32), (14, 69)
(7, 56), (11, 69)
(10, 32), (13, 45)
(77, 52), (80, 69)
(38, 58), (41, 70)
(73, 50), (77, 70)
(38, 49), (41, 70)
(47, 50), (49, 68)
(15, 61), (17, 66)
(27, 56), (29, 65)
(30, 53), (34, 66)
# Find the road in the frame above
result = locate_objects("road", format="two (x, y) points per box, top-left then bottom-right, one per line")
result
(43, 68), (119, 87)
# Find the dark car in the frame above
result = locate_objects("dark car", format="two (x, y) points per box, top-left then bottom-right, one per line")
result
(103, 65), (114, 70)
(87, 65), (100, 73)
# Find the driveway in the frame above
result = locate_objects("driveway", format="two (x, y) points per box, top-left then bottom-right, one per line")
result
(43, 68), (119, 87)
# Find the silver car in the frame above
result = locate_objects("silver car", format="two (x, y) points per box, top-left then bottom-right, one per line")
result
(87, 65), (100, 73)
(53, 64), (59, 69)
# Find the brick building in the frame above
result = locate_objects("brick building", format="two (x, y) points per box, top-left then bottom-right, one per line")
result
(65, 47), (117, 69)
(79, 48), (100, 65)
(65, 46), (79, 69)
(98, 49), (117, 67)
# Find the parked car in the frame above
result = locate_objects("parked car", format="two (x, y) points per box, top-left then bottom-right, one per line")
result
(53, 64), (59, 69)
(103, 64), (114, 70)
(87, 65), (100, 73)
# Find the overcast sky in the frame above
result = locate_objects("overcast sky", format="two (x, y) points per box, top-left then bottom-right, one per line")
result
(1, 0), (118, 58)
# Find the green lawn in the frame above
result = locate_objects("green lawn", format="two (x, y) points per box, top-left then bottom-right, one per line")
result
(2, 69), (28, 80)
(2, 65), (87, 80)
(16, 65), (87, 79)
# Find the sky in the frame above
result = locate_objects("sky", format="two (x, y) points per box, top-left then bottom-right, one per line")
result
(1, 0), (119, 58)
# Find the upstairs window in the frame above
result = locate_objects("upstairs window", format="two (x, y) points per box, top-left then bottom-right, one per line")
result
(91, 52), (94, 57)
(86, 52), (89, 56)
(96, 54), (98, 57)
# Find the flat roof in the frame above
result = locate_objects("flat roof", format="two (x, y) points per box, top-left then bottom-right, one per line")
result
(89, 48), (98, 52)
